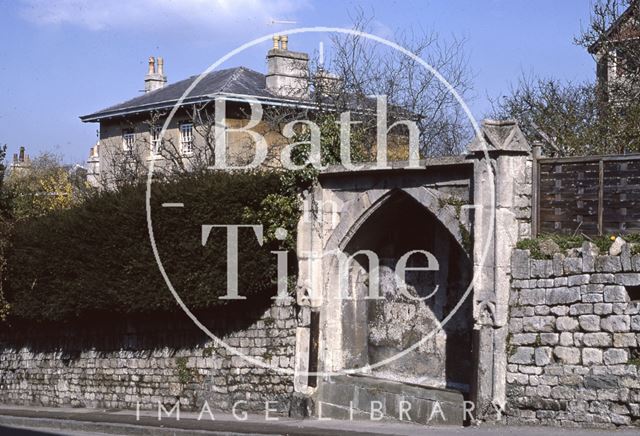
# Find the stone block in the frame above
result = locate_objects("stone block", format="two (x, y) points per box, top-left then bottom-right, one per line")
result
(507, 372), (529, 385)
(614, 273), (640, 286)
(540, 333), (559, 346)
(519, 289), (545, 306)
(531, 260), (554, 278)
(535, 347), (553, 366)
(553, 347), (580, 365)
(509, 317), (523, 333)
(553, 253), (564, 277)
(534, 305), (550, 315)
(573, 332), (584, 346)
(582, 242), (598, 272)
(550, 306), (569, 316)
(613, 302), (627, 314)
(632, 315), (640, 331)
(582, 348), (603, 365)
(554, 277), (568, 287)
(563, 257), (582, 275)
(569, 303), (593, 315)
(520, 365), (543, 375)
(585, 283), (605, 293)
(604, 286), (629, 303)
(546, 287), (581, 305)
(594, 303), (613, 315)
(511, 279), (529, 289)
(556, 317), (579, 332)
(590, 273), (614, 283)
(601, 315), (630, 332)
(582, 293), (603, 303)
(626, 302), (640, 315)
(509, 347), (535, 365)
(522, 316), (555, 333)
(621, 243), (632, 271)
(568, 275), (589, 286)
(603, 349), (628, 365)
(511, 249), (530, 279)
(559, 332), (573, 346)
(537, 279), (555, 288)
(582, 333), (612, 347)
(511, 333), (537, 345)
(596, 256), (622, 273)
(578, 315), (601, 332)
(613, 333), (637, 348)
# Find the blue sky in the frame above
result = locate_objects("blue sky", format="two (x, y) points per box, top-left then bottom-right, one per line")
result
(1, 0), (595, 164)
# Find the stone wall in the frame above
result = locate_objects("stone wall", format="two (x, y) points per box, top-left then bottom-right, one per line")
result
(0, 299), (297, 414)
(507, 243), (640, 427)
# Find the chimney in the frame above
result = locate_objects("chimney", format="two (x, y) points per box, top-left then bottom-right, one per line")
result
(10, 146), (30, 173)
(144, 56), (167, 93)
(266, 35), (309, 99)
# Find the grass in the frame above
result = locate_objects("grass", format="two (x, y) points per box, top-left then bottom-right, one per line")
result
(516, 233), (640, 259)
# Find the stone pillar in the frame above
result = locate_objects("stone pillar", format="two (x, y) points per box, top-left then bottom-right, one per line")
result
(467, 120), (532, 421)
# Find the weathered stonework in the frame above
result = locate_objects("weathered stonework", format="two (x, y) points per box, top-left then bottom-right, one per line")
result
(0, 300), (297, 414)
(507, 246), (640, 427)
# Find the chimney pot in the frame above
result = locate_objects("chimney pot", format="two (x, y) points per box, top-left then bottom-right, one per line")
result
(144, 56), (167, 93)
(19, 146), (25, 162)
(157, 57), (164, 75)
(272, 35), (280, 49)
(281, 35), (288, 50)
(12, 153), (17, 163)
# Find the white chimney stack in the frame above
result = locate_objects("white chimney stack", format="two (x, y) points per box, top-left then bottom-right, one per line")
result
(266, 35), (309, 99)
(144, 56), (167, 93)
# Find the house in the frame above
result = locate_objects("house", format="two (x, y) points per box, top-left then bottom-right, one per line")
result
(80, 36), (318, 187)
(589, 0), (640, 103)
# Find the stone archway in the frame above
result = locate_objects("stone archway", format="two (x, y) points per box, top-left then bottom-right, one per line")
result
(300, 185), (474, 424)
(292, 121), (532, 424)
(340, 190), (473, 389)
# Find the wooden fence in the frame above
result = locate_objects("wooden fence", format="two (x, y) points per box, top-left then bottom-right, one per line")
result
(534, 153), (640, 236)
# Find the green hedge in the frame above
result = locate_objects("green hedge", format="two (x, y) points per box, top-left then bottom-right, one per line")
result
(4, 171), (296, 322)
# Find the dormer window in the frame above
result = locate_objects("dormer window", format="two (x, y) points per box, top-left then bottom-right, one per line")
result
(180, 123), (193, 154)
(122, 129), (135, 151)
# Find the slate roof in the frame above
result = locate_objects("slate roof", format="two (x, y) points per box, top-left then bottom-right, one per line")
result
(80, 67), (282, 122)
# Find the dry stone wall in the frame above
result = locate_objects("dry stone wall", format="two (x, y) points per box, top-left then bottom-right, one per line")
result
(0, 300), (297, 414)
(507, 243), (640, 427)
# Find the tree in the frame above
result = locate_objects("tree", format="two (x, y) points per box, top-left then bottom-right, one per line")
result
(576, 0), (640, 103)
(325, 11), (474, 157)
(0, 145), (10, 320)
(492, 1), (640, 156)
(5, 152), (90, 220)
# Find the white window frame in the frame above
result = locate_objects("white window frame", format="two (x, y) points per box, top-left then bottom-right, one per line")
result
(150, 126), (162, 155)
(122, 130), (135, 151)
(180, 123), (194, 154)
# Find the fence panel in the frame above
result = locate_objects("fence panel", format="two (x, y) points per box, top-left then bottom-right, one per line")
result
(535, 154), (640, 236)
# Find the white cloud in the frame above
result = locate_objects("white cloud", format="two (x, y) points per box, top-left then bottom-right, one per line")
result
(20, 0), (307, 32)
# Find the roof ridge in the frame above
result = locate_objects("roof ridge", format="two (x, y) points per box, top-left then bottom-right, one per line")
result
(80, 66), (273, 122)
(219, 67), (250, 93)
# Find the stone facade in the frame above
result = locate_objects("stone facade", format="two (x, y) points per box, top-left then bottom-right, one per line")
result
(0, 300), (297, 414)
(507, 244), (640, 427)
